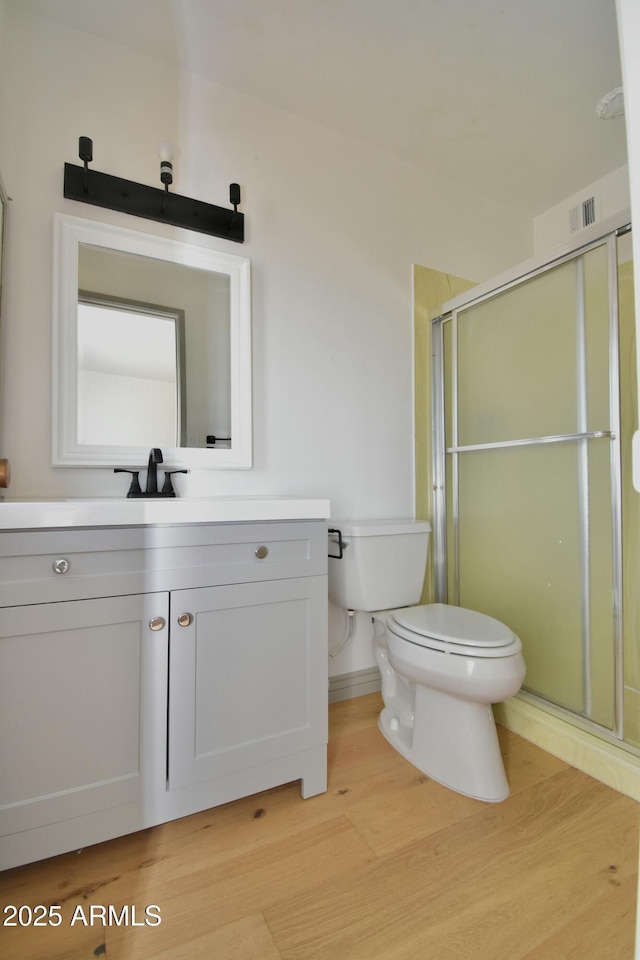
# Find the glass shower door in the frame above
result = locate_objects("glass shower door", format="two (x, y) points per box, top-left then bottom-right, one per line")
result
(436, 238), (621, 733)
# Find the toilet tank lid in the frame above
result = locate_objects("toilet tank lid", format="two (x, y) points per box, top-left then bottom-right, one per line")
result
(330, 518), (432, 537)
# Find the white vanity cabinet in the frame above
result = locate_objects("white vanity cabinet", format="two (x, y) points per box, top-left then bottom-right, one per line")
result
(0, 517), (328, 870)
(0, 593), (169, 862)
(168, 577), (327, 793)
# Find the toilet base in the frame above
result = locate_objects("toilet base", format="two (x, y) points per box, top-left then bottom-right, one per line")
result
(378, 685), (510, 803)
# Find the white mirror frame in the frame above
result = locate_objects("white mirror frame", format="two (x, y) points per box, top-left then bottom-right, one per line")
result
(52, 213), (252, 469)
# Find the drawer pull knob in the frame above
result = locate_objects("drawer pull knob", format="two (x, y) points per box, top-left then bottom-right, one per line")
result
(178, 612), (193, 627)
(255, 545), (269, 559)
(53, 558), (70, 575)
(149, 617), (166, 631)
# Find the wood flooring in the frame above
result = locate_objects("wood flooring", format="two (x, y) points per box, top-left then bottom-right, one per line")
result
(0, 692), (637, 959)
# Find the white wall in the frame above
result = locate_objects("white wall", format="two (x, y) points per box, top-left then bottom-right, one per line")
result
(0, 0), (8, 458)
(0, 6), (531, 667)
(533, 163), (630, 254)
(613, 4), (640, 955)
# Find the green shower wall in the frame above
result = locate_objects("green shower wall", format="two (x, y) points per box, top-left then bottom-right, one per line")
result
(620, 256), (640, 745)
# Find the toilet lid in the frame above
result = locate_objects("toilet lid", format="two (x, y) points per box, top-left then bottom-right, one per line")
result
(390, 603), (517, 650)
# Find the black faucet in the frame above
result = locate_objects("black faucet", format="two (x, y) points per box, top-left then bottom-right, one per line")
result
(114, 448), (187, 497)
(145, 447), (163, 494)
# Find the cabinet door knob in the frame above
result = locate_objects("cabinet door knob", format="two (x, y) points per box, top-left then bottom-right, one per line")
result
(52, 558), (70, 575)
(255, 545), (269, 559)
(149, 617), (166, 631)
(178, 612), (194, 627)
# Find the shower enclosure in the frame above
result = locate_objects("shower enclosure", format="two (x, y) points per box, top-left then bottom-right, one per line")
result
(431, 218), (636, 744)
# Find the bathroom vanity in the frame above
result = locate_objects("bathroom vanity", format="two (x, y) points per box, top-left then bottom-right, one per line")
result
(0, 498), (329, 870)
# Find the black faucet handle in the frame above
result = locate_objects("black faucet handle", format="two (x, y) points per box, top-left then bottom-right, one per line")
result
(114, 469), (142, 497)
(161, 469), (188, 496)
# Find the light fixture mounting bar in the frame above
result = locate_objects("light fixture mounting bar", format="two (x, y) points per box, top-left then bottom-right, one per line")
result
(63, 163), (244, 243)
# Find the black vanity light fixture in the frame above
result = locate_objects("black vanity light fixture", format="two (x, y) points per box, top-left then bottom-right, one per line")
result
(63, 137), (244, 243)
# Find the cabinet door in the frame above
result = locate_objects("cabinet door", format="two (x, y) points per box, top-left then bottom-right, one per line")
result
(168, 577), (327, 788)
(0, 593), (168, 839)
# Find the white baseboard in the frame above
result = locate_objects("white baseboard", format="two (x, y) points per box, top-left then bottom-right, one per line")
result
(329, 667), (381, 704)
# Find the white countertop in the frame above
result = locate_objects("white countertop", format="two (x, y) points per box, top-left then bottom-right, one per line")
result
(0, 497), (331, 531)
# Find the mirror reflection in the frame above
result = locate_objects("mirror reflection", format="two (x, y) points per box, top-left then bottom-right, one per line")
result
(77, 244), (230, 449)
(53, 214), (252, 470)
(77, 290), (187, 448)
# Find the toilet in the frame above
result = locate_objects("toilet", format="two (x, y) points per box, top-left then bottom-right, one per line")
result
(328, 518), (526, 802)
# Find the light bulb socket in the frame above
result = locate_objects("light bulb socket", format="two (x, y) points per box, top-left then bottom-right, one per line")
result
(160, 161), (173, 186)
(79, 136), (93, 164)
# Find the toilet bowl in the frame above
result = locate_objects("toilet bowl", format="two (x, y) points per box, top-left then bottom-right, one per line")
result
(373, 604), (525, 802)
(328, 519), (526, 802)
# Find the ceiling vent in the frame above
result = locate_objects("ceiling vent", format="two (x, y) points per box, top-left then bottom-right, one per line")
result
(569, 195), (598, 233)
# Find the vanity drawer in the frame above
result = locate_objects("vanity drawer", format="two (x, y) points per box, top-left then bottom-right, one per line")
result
(0, 521), (327, 606)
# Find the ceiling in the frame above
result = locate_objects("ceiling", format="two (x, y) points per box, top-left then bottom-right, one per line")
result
(8, 0), (627, 216)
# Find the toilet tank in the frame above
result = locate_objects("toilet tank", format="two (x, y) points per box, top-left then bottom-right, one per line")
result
(328, 519), (431, 611)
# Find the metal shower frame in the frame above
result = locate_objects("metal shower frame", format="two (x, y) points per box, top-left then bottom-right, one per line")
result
(430, 217), (631, 740)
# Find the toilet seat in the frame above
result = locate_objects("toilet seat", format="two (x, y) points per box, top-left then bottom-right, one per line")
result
(387, 603), (522, 659)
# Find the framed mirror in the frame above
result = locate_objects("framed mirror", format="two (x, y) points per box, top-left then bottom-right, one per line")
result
(53, 214), (252, 469)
